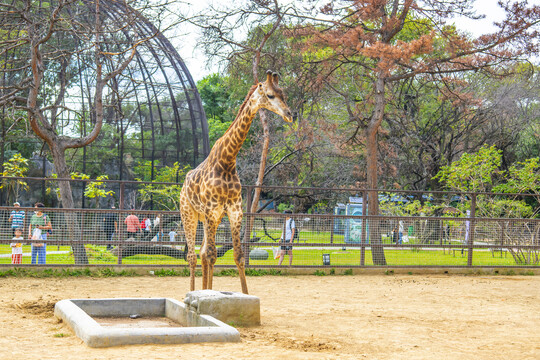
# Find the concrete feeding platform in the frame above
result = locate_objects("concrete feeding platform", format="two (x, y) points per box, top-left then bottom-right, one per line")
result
(184, 290), (261, 326)
(54, 298), (240, 347)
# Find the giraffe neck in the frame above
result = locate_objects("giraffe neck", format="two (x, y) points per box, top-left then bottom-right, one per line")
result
(213, 87), (260, 166)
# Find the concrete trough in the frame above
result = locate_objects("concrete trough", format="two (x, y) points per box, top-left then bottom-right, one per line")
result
(54, 298), (240, 347)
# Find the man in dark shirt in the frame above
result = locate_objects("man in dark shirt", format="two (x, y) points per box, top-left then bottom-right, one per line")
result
(103, 206), (118, 250)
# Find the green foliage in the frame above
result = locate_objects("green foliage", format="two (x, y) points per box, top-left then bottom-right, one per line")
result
(434, 145), (502, 192)
(207, 116), (232, 147)
(215, 268), (238, 277)
(475, 197), (533, 218)
(432, 146), (539, 264)
(433, 145), (539, 219)
(0, 153), (29, 203)
(197, 73), (236, 123)
(0, 267), (137, 278)
(46, 172), (115, 206)
(137, 162), (191, 210)
(494, 158), (540, 196)
(79, 174), (115, 208)
(85, 245), (118, 263)
(277, 203), (293, 213)
(244, 268), (283, 276)
(153, 268), (190, 277)
(84, 175), (115, 200)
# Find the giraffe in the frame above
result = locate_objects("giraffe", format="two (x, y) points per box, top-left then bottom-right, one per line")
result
(180, 70), (293, 294)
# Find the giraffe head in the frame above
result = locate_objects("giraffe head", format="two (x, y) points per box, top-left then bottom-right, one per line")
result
(254, 70), (293, 122)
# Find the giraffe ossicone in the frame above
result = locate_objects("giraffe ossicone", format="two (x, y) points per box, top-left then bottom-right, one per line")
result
(180, 70), (293, 294)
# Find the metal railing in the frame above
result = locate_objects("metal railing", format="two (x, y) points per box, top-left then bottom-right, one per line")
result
(0, 177), (539, 268)
(0, 207), (538, 268)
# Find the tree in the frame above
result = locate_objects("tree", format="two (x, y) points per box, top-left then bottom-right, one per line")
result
(197, 73), (237, 124)
(136, 162), (191, 211)
(435, 145), (540, 264)
(0, 0), (179, 263)
(294, 0), (540, 264)
(0, 154), (29, 204)
(382, 64), (540, 191)
(197, 74), (239, 146)
(196, 0), (296, 218)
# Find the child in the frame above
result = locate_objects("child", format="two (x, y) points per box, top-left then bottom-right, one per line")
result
(10, 227), (24, 264)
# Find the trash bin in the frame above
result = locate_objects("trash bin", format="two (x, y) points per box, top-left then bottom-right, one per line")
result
(322, 253), (330, 266)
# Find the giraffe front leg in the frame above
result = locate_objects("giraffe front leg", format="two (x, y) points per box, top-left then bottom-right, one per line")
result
(202, 219), (218, 290)
(201, 242), (209, 289)
(187, 246), (197, 291)
(228, 208), (248, 294)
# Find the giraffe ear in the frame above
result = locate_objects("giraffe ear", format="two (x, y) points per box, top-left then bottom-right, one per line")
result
(266, 70), (273, 84)
(272, 72), (279, 86)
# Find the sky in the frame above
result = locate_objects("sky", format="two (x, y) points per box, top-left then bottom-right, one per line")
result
(176, 0), (523, 83)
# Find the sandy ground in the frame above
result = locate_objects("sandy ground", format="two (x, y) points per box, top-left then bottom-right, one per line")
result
(1, 274), (539, 360)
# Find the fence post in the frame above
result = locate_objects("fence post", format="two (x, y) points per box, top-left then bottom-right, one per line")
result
(330, 214), (335, 244)
(119, 182), (125, 211)
(467, 193), (476, 266)
(117, 182), (125, 265)
(243, 185), (253, 267)
(360, 190), (367, 266)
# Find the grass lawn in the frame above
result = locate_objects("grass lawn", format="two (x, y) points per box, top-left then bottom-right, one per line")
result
(0, 237), (529, 267)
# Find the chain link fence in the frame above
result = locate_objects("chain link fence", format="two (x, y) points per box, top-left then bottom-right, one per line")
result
(0, 178), (539, 268)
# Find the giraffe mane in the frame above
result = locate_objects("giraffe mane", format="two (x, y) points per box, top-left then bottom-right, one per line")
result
(235, 84), (258, 121)
(222, 84), (258, 134)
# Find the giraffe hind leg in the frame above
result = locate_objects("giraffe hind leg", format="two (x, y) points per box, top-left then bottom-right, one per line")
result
(227, 207), (248, 294)
(180, 194), (199, 292)
(201, 219), (218, 290)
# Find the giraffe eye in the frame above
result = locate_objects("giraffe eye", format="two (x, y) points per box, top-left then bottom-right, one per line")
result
(267, 94), (275, 99)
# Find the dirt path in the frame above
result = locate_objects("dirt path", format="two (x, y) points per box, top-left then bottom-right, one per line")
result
(1, 274), (539, 359)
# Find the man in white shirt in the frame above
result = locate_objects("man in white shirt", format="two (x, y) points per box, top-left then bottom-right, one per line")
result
(278, 210), (295, 266)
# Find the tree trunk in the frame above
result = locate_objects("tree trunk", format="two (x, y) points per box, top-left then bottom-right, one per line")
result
(50, 144), (89, 264)
(366, 75), (387, 265)
(243, 110), (270, 245)
(250, 110), (270, 213)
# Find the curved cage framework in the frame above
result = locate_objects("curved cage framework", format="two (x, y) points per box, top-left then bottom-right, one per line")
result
(0, 0), (209, 188)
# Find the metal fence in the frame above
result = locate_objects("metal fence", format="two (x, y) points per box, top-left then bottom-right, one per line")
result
(0, 202), (539, 268)
(1, 176), (539, 268)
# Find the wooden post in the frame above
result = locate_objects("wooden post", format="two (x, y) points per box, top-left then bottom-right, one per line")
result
(243, 186), (253, 267)
(330, 213), (335, 244)
(117, 182), (125, 265)
(467, 193), (476, 266)
(360, 190), (367, 266)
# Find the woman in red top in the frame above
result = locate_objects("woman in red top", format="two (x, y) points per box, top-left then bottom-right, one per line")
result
(124, 211), (141, 239)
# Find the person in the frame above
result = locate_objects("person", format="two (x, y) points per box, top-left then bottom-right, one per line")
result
(398, 220), (404, 245)
(392, 225), (398, 243)
(443, 223), (450, 243)
(10, 227), (24, 264)
(144, 216), (152, 230)
(9, 201), (25, 236)
(103, 206), (118, 250)
(28, 202), (51, 265)
(168, 229), (177, 242)
(278, 210), (295, 266)
(124, 211), (140, 240)
(153, 214), (163, 241)
(140, 216), (152, 240)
